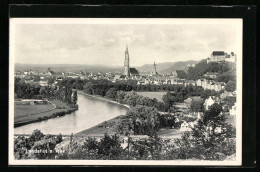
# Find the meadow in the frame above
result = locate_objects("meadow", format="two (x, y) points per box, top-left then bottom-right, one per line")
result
(14, 104), (55, 119)
(14, 99), (74, 127)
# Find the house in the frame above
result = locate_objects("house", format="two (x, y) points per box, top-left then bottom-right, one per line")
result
(114, 74), (126, 80)
(230, 102), (237, 116)
(129, 68), (139, 76)
(196, 79), (203, 87)
(225, 52), (237, 63)
(47, 68), (55, 75)
(180, 121), (192, 131)
(204, 96), (216, 110)
(24, 75), (34, 83)
(39, 80), (48, 86)
(204, 72), (218, 79)
(184, 80), (196, 86)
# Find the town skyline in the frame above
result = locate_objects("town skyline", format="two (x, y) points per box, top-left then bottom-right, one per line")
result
(13, 19), (242, 66)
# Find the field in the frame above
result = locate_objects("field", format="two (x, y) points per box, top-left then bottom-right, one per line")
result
(49, 99), (70, 109)
(14, 99), (74, 126)
(136, 91), (167, 102)
(14, 104), (55, 119)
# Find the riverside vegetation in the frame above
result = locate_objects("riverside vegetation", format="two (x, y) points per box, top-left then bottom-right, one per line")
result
(14, 78), (78, 126)
(14, 103), (236, 160)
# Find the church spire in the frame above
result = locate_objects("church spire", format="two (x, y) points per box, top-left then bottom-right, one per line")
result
(124, 44), (130, 77)
(152, 61), (158, 75)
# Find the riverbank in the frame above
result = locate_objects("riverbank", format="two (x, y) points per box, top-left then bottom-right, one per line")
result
(76, 115), (124, 136)
(76, 114), (184, 139)
(77, 90), (130, 109)
(14, 99), (78, 128)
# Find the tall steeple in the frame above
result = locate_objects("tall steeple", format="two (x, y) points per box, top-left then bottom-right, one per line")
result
(124, 45), (130, 77)
(151, 61), (158, 75)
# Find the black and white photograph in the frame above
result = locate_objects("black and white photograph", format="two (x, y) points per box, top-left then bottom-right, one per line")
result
(9, 18), (242, 165)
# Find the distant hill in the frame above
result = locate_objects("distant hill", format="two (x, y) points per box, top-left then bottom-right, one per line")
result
(137, 60), (198, 74)
(15, 60), (199, 75)
(15, 64), (122, 74)
(159, 60), (198, 74)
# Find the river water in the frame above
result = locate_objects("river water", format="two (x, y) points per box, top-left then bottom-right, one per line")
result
(14, 93), (128, 135)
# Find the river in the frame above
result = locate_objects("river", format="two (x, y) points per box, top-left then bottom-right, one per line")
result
(14, 93), (129, 135)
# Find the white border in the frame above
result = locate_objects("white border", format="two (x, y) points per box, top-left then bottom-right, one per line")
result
(9, 18), (242, 166)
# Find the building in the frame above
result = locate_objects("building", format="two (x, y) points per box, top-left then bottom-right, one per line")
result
(47, 68), (55, 75)
(207, 51), (237, 63)
(204, 72), (218, 79)
(129, 68), (139, 76)
(122, 45), (139, 78)
(207, 51), (226, 63)
(184, 80), (196, 86)
(196, 78), (225, 92)
(123, 45), (130, 77)
(225, 52), (237, 63)
(229, 102), (237, 116)
(204, 96), (221, 110)
(24, 75), (34, 83)
(151, 61), (158, 75)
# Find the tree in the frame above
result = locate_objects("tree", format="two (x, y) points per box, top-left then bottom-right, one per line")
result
(162, 92), (175, 110)
(225, 81), (236, 92)
(125, 105), (160, 136)
(33, 75), (41, 82)
(223, 96), (236, 107)
(83, 82), (94, 95)
(71, 90), (78, 106)
(174, 103), (236, 160)
(47, 77), (55, 85)
(105, 88), (117, 100)
(200, 89), (212, 99)
(190, 99), (204, 112)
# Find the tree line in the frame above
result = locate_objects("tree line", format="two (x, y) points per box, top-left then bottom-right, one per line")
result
(14, 103), (236, 160)
(15, 77), (77, 107)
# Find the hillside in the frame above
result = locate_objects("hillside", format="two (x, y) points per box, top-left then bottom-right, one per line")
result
(136, 62), (176, 74)
(137, 60), (198, 74)
(186, 59), (236, 83)
(159, 60), (198, 74)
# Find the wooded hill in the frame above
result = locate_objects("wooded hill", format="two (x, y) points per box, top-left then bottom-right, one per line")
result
(186, 59), (236, 83)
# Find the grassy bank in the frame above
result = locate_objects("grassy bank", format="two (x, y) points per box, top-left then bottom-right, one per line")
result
(14, 99), (77, 127)
(76, 115), (124, 136)
(14, 104), (55, 118)
(76, 115), (184, 139)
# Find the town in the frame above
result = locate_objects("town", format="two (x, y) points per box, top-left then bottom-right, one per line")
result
(13, 46), (237, 161)
(14, 46), (237, 118)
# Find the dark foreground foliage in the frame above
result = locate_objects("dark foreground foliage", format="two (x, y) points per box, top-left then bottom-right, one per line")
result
(14, 102), (235, 160)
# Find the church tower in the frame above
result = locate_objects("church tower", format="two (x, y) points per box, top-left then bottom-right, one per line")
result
(124, 45), (130, 77)
(151, 61), (158, 75)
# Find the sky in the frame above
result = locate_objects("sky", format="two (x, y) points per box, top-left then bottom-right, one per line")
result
(12, 19), (242, 67)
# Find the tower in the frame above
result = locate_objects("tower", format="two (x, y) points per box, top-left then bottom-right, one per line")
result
(151, 61), (158, 75)
(124, 45), (130, 77)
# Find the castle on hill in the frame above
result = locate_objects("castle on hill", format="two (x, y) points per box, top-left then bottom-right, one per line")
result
(207, 51), (236, 63)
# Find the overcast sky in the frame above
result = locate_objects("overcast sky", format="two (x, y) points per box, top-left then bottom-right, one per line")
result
(13, 19), (242, 67)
